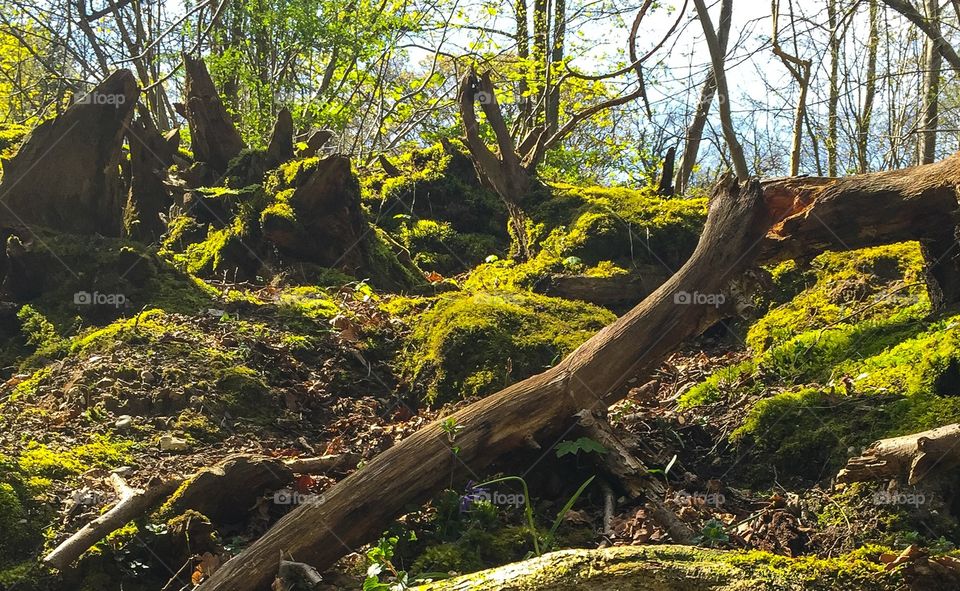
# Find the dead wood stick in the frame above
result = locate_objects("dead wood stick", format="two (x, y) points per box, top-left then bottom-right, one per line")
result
(838, 423), (960, 485)
(44, 475), (180, 570)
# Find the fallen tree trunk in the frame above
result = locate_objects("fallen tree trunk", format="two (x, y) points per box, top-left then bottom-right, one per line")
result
(197, 176), (773, 591)
(414, 545), (909, 591)
(837, 424), (960, 485)
(758, 158), (960, 302)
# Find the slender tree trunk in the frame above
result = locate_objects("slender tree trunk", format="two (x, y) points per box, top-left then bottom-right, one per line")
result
(546, 0), (565, 135)
(515, 0), (532, 127)
(857, 0), (879, 173)
(771, 0), (811, 176)
(827, 0), (840, 176)
(919, 0), (941, 164)
(675, 0), (733, 194)
(693, 0), (749, 180)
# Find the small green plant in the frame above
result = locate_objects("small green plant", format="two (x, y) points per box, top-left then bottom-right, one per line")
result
(472, 474), (595, 556)
(363, 533), (448, 590)
(695, 519), (730, 547)
(554, 437), (607, 458)
(440, 417), (464, 455)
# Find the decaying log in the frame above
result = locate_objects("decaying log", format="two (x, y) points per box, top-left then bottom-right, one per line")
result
(183, 55), (245, 172)
(125, 117), (174, 241)
(838, 423), (960, 485)
(197, 177), (773, 591)
(758, 159), (960, 302)
(265, 107), (295, 166)
(44, 474), (180, 570)
(533, 268), (670, 312)
(415, 544), (906, 591)
(43, 453), (351, 572)
(163, 455), (294, 524)
(0, 70), (139, 236)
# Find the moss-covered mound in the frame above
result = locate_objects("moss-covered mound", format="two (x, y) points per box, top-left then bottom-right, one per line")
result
(677, 242), (960, 484)
(387, 290), (616, 404)
(414, 545), (904, 591)
(465, 184), (706, 292)
(162, 156), (422, 290)
(361, 142), (509, 276)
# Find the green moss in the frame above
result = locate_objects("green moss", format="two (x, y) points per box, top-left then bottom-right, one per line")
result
(415, 545), (902, 590)
(389, 290), (615, 404)
(18, 434), (133, 479)
(747, 243), (929, 353)
(17, 305), (67, 367)
(277, 286), (340, 320)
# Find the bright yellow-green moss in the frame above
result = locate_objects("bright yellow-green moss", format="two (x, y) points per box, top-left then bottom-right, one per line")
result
(677, 243), (960, 483)
(18, 434), (133, 479)
(747, 243), (929, 352)
(415, 545), (902, 590)
(388, 290), (616, 404)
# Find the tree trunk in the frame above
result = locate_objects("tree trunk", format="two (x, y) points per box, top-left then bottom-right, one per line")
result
(0, 69), (139, 236)
(857, 0), (878, 173)
(918, 0), (941, 165)
(827, 0), (840, 176)
(183, 54), (245, 173)
(196, 177), (773, 591)
(124, 117), (174, 242)
(675, 0), (733, 194)
(838, 424), (960, 485)
(693, 0), (749, 180)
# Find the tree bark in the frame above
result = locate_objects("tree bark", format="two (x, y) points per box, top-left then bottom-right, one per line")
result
(124, 117), (174, 242)
(265, 107), (295, 167)
(918, 0), (941, 165)
(0, 69), (139, 236)
(827, 0), (840, 176)
(838, 424), (960, 485)
(196, 177), (773, 591)
(693, 0), (749, 180)
(675, 0), (732, 195)
(183, 54), (245, 173)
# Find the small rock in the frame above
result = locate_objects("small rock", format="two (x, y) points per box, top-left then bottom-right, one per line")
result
(115, 415), (134, 429)
(112, 466), (134, 476)
(95, 377), (114, 389)
(140, 370), (157, 384)
(159, 435), (190, 452)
